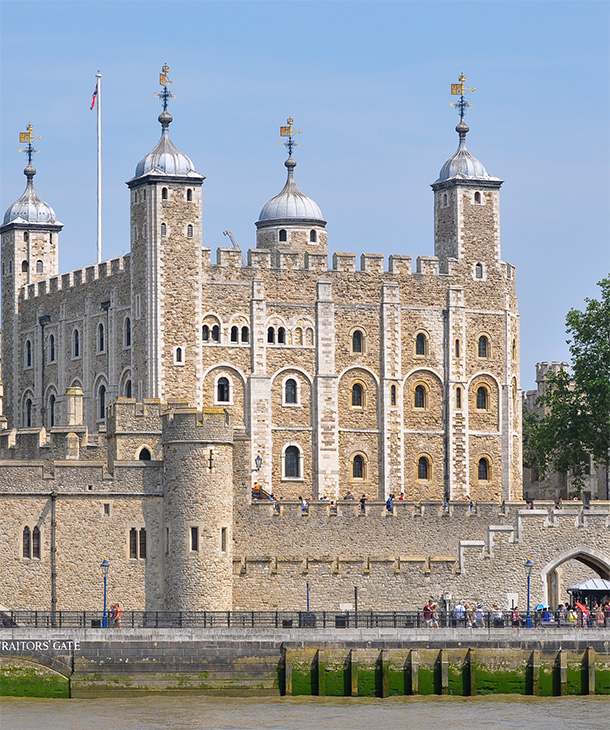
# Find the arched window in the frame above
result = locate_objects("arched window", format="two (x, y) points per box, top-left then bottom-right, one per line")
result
(279, 229), (287, 242)
(230, 326), (239, 343)
(161, 187), (168, 200)
(267, 327), (275, 344)
(442, 193), (448, 206)
(211, 324), (220, 342)
(417, 456), (429, 480)
(23, 527), (31, 558)
(475, 262), (483, 279)
(161, 222), (167, 237)
(49, 334), (55, 362)
(478, 457), (489, 481)
(241, 326), (249, 343)
(277, 327), (286, 344)
(390, 384), (397, 406)
(217, 377), (230, 402)
(294, 327), (303, 345)
(129, 528), (138, 558)
(9, 261), (12, 274)
(25, 398), (32, 427)
(139, 448), (151, 461)
(36, 259), (43, 273)
(22, 260), (28, 272)
(25, 340), (32, 368)
(98, 323), (105, 352)
(124, 379), (132, 398)
(285, 378), (297, 404)
(284, 445), (301, 478)
(476, 386), (488, 410)
(139, 528), (147, 559)
(186, 188), (193, 202)
(73, 329), (80, 357)
(478, 335), (488, 358)
(512, 339), (516, 361)
(48, 394), (55, 428)
(414, 384), (426, 409)
(352, 330), (363, 353)
(32, 526), (41, 559)
(351, 382), (363, 407)
(310, 229), (317, 242)
(474, 191), (481, 204)
(124, 318), (131, 347)
(353, 454), (364, 479)
(415, 332), (427, 356)
(456, 386), (462, 409)
(187, 224), (193, 238)
(98, 385), (106, 420)
(24, 231), (29, 242)
(455, 339), (460, 357)
(202, 324), (209, 341)
(175, 347), (183, 363)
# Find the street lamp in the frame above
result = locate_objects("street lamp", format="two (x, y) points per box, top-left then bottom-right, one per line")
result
(101, 558), (110, 628)
(525, 558), (533, 629)
(254, 454), (262, 472)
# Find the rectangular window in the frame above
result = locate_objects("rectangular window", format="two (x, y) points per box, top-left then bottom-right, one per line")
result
(129, 528), (138, 558)
(135, 294), (141, 319)
(165, 527), (170, 554)
(221, 527), (227, 552)
(191, 526), (199, 552)
(139, 528), (147, 559)
(103, 503), (110, 516)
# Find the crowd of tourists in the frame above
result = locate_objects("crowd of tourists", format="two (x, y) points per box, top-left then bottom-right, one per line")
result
(422, 599), (610, 628)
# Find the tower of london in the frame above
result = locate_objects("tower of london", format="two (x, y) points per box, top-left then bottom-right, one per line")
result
(2, 70), (606, 615)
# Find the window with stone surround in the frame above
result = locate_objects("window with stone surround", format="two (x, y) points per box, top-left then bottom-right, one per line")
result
(390, 384), (397, 406)
(187, 224), (193, 238)
(478, 335), (489, 358)
(190, 526), (199, 552)
(186, 188), (193, 202)
(216, 376), (230, 403)
(310, 229), (317, 242)
(283, 444), (302, 479)
(231, 326), (239, 342)
(22, 260), (28, 272)
(98, 384), (106, 420)
(128, 527), (147, 559)
(277, 327), (286, 344)
(32, 526), (40, 559)
(417, 456), (430, 481)
(351, 382), (364, 408)
(22, 526), (31, 559)
(442, 193), (448, 207)
(48, 393), (56, 428)
(352, 329), (364, 353)
(478, 457), (490, 481)
(474, 191), (482, 204)
(455, 339), (460, 358)
(98, 323), (105, 353)
(211, 325), (220, 342)
(352, 453), (366, 480)
(474, 262), (484, 279)
(24, 397), (33, 428)
(174, 346), (184, 365)
(221, 527), (228, 552)
(124, 317), (132, 347)
(36, 259), (43, 273)
(25, 339), (32, 368)
(49, 334), (56, 362)
(284, 378), (298, 405)
(124, 379), (132, 398)
(476, 385), (488, 410)
(202, 324), (209, 341)
(72, 328), (80, 358)
(414, 384), (427, 409)
(241, 326), (249, 343)
(138, 447), (151, 461)
(415, 332), (428, 356)
(267, 327), (275, 343)
(279, 229), (287, 242)
(161, 222), (167, 237)
(456, 386), (462, 409)
(161, 187), (168, 200)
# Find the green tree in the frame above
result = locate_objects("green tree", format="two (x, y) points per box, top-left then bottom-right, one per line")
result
(531, 277), (610, 497)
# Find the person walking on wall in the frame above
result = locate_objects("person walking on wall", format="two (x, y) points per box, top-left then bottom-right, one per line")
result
(359, 494), (367, 514)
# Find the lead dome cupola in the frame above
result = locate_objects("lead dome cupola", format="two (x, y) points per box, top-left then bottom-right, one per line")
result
(133, 110), (201, 179)
(258, 157), (325, 225)
(3, 163), (60, 226)
(435, 120), (501, 184)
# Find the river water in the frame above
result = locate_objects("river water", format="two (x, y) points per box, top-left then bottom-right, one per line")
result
(1, 695), (608, 730)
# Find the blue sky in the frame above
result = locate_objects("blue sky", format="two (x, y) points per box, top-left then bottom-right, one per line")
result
(1, 0), (608, 389)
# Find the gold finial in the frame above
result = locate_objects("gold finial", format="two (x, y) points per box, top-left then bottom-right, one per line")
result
(18, 123), (42, 163)
(450, 73), (475, 121)
(160, 62), (172, 87)
(279, 116), (302, 156)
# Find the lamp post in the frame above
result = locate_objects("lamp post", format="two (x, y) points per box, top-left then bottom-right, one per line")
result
(525, 558), (533, 629)
(253, 454), (262, 472)
(101, 558), (109, 628)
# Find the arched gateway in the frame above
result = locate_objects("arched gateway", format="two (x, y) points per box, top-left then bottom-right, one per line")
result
(541, 545), (610, 607)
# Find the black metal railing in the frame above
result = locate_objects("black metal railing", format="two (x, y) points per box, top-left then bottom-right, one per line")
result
(1, 609), (607, 630)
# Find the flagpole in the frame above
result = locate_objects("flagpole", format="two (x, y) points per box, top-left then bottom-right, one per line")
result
(96, 71), (102, 263)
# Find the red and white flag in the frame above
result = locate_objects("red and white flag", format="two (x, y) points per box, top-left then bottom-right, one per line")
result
(90, 83), (98, 110)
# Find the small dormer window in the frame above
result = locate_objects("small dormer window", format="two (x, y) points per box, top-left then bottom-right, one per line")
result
(279, 229), (287, 242)
(310, 230), (317, 242)
(474, 191), (482, 204)
(161, 187), (168, 200)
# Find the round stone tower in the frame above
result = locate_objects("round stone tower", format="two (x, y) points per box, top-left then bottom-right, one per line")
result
(162, 406), (234, 610)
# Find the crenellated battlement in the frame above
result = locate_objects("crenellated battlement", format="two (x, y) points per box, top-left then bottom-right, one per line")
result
(20, 255), (129, 301)
(161, 405), (233, 445)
